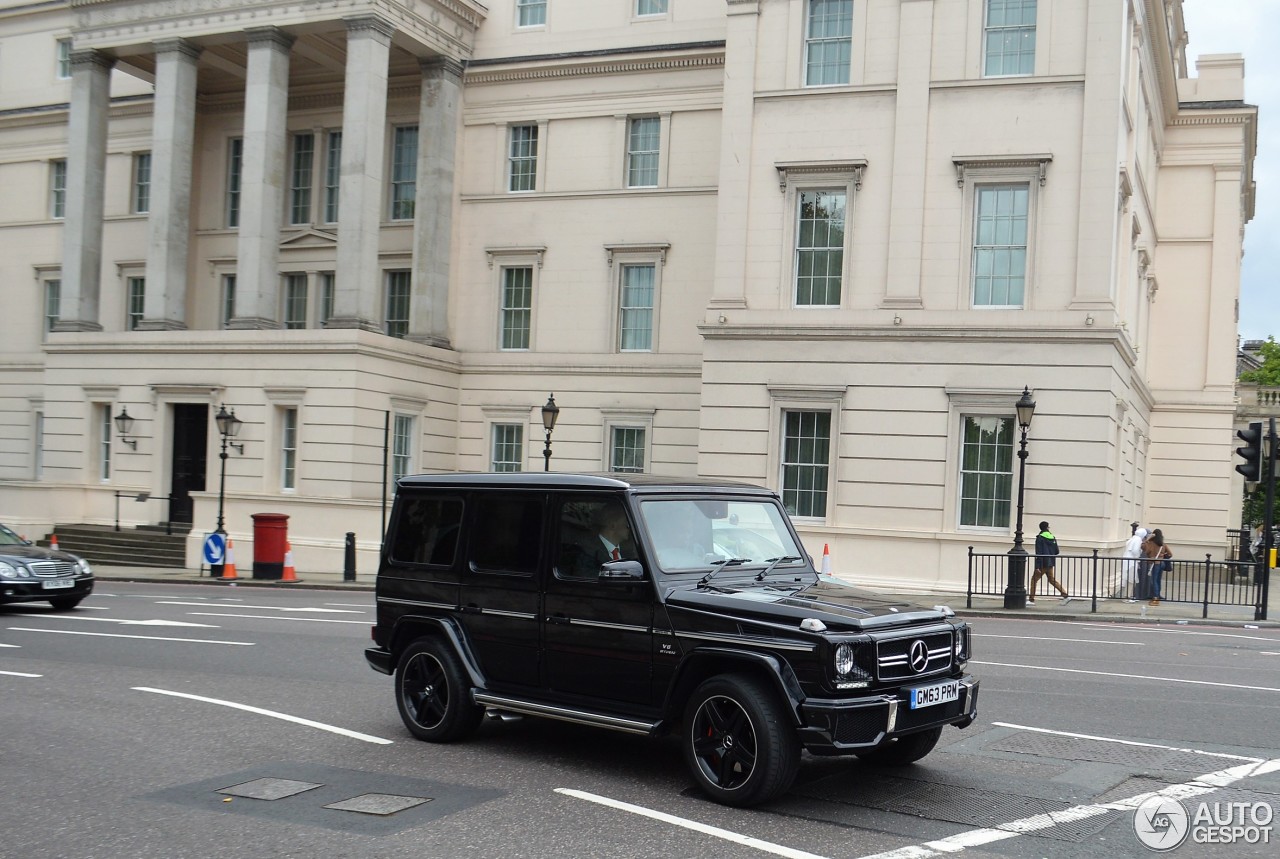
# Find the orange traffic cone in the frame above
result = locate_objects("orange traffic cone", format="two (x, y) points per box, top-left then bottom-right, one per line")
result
(220, 538), (238, 580)
(50, 533), (60, 552)
(821, 543), (832, 575)
(280, 542), (298, 583)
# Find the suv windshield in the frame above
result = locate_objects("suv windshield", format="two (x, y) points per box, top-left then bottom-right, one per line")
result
(638, 498), (804, 573)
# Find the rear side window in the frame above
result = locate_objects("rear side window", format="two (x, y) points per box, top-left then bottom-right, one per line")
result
(469, 493), (544, 574)
(389, 495), (464, 566)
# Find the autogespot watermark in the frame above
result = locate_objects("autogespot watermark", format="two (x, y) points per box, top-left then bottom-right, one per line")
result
(1134, 796), (1274, 851)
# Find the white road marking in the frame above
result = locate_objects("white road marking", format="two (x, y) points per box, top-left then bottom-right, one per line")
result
(8, 627), (253, 646)
(0, 642), (19, 648)
(323, 603), (370, 609)
(973, 660), (1280, 694)
(185, 612), (368, 625)
(975, 634), (1144, 646)
(1076, 624), (1280, 643)
(989, 722), (1264, 762)
(0, 669), (41, 678)
(158, 601), (360, 614)
(30, 615), (218, 628)
(853, 756), (1280, 859)
(133, 687), (393, 745)
(555, 789), (831, 859)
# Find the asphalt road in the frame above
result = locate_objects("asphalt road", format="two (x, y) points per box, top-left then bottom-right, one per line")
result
(3, 582), (1278, 859)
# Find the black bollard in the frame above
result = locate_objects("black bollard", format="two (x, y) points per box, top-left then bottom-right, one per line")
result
(344, 531), (356, 582)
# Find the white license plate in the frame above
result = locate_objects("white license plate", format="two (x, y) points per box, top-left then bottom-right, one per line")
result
(908, 679), (960, 710)
(41, 579), (75, 590)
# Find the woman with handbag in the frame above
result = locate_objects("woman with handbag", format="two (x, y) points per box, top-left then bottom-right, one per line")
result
(1147, 528), (1172, 605)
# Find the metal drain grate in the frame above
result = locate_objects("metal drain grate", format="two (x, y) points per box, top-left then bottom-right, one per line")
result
(218, 778), (322, 801)
(324, 793), (432, 816)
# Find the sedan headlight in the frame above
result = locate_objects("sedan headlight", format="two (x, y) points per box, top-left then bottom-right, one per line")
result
(833, 640), (874, 689)
(76, 557), (93, 576)
(0, 561), (19, 578)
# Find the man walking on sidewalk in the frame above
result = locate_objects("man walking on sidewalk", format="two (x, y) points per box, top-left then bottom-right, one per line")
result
(1028, 521), (1069, 604)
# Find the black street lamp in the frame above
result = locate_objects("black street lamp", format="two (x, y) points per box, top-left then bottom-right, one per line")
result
(541, 394), (560, 472)
(113, 407), (137, 450)
(1003, 387), (1037, 609)
(214, 405), (243, 535)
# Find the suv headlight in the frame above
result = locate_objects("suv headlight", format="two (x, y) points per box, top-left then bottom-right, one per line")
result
(954, 625), (971, 664)
(833, 640), (874, 689)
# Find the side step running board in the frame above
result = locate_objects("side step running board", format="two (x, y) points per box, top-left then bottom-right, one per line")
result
(473, 692), (660, 736)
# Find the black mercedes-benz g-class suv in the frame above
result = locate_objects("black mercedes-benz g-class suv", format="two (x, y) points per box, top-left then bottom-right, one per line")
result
(366, 473), (978, 806)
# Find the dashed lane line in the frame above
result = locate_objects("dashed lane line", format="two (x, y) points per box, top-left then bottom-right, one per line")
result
(184, 612), (368, 625)
(0, 669), (41, 677)
(134, 687), (393, 745)
(990, 721), (1264, 762)
(972, 660), (1280, 693)
(8, 627), (253, 646)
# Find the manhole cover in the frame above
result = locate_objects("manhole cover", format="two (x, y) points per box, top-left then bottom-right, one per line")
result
(218, 778), (322, 801)
(324, 793), (432, 816)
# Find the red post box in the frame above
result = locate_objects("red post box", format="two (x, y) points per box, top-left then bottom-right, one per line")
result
(251, 513), (290, 579)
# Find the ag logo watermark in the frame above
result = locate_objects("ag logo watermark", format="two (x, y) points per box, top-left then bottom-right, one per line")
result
(1134, 796), (1274, 851)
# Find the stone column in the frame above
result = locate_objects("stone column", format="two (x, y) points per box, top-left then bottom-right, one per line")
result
(138, 38), (200, 331)
(55, 49), (114, 332)
(881, 0), (933, 310)
(230, 26), (293, 330)
(330, 15), (393, 332)
(407, 56), (463, 348)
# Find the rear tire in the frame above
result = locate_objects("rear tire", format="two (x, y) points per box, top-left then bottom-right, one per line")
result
(48, 596), (84, 611)
(394, 638), (483, 742)
(856, 726), (943, 766)
(682, 673), (799, 807)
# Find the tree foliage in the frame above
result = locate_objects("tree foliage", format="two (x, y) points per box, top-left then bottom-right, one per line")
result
(1240, 336), (1280, 386)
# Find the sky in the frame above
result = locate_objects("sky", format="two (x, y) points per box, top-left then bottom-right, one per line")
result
(1181, 1), (1278, 343)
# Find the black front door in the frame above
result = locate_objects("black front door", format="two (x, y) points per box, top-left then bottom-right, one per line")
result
(169, 405), (208, 526)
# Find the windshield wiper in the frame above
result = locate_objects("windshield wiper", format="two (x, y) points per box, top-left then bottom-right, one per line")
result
(755, 555), (804, 581)
(699, 557), (750, 587)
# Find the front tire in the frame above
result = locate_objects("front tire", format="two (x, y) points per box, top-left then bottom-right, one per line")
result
(394, 638), (482, 742)
(48, 596), (84, 611)
(856, 726), (943, 766)
(682, 673), (799, 807)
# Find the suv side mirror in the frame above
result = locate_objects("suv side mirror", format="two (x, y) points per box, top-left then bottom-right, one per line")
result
(600, 560), (645, 581)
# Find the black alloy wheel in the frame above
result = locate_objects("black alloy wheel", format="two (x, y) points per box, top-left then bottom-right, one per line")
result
(394, 638), (482, 742)
(683, 673), (799, 807)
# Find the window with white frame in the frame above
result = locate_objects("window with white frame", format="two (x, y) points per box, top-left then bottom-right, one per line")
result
(50, 160), (66, 220)
(385, 270), (411, 338)
(626, 117), (660, 188)
(636, 0), (668, 16)
(517, 0), (547, 27)
(508, 124), (538, 192)
(319, 272), (335, 326)
(795, 189), (845, 307)
(99, 404), (112, 480)
(971, 184), (1029, 308)
(392, 414), (415, 484)
(323, 131), (342, 223)
(390, 125), (418, 220)
(221, 274), (236, 328)
(500, 266), (533, 350)
(283, 274), (308, 329)
(34, 411), (44, 479)
(226, 138), (243, 228)
(56, 38), (71, 79)
(984, 0), (1037, 77)
(781, 410), (831, 518)
(491, 423), (524, 472)
(133, 152), (151, 214)
(44, 278), (61, 332)
(958, 415), (1013, 528)
(126, 277), (145, 330)
(281, 407), (298, 490)
(610, 426), (646, 473)
(618, 263), (655, 351)
(804, 0), (853, 87)
(290, 133), (314, 225)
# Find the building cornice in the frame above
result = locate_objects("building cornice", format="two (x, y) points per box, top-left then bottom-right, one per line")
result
(466, 50), (723, 86)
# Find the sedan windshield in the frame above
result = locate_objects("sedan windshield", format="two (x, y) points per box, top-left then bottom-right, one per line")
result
(0, 524), (28, 546)
(638, 498), (805, 573)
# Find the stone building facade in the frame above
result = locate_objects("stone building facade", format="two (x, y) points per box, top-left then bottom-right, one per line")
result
(0, 0), (1257, 586)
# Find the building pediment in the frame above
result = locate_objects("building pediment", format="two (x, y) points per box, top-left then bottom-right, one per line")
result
(279, 228), (337, 249)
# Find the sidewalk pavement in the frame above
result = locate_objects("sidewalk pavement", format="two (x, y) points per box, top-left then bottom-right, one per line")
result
(88, 564), (1280, 630)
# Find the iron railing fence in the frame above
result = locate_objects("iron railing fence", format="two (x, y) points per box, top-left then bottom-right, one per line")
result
(966, 548), (1266, 619)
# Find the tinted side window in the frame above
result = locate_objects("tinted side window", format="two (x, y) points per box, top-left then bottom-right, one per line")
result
(389, 494), (464, 566)
(469, 493), (544, 574)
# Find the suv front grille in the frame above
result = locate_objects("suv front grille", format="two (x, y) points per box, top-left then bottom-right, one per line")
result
(876, 629), (953, 681)
(29, 561), (77, 578)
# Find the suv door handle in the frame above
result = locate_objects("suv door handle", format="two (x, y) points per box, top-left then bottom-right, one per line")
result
(546, 614), (570, 625)
(461, 604), (481, 614)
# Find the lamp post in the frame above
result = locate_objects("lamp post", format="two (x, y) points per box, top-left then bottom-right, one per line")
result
(214, 405), (243, 535)
(541, 394), (560, 472)
(113, 407), (137, 450)
(1003, 387), (1037, 609)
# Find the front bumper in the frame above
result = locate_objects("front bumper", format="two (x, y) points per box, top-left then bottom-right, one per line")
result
(797, 674), (979, 755)
(0, 576), (94, 604)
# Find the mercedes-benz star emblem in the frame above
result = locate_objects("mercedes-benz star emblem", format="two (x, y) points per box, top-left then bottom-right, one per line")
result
(908, 639), (930, 673)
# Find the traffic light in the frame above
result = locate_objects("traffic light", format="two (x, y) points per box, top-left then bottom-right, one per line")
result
(1236, 421), (1263, 481)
